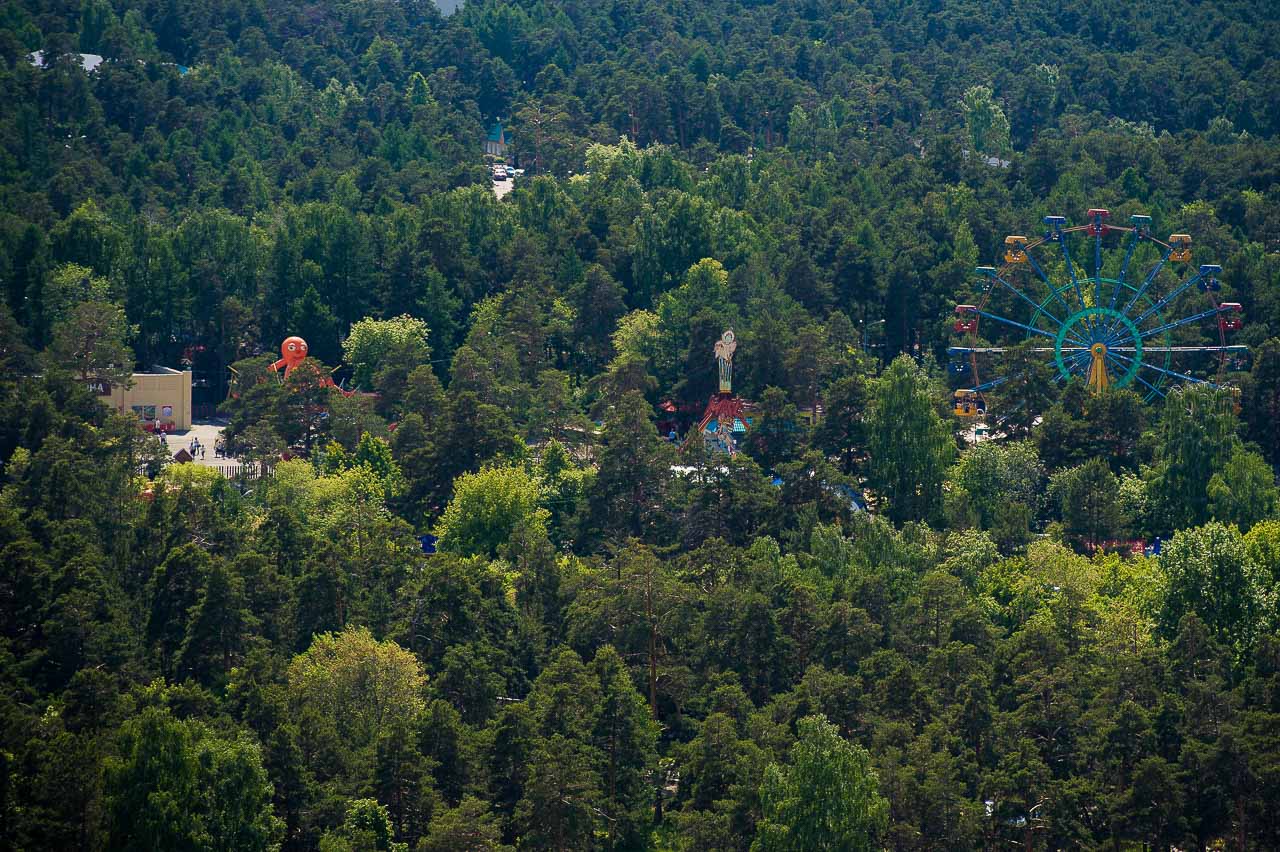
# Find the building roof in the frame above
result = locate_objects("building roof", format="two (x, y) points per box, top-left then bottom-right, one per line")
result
(29, 50), (104, 72)
(960, 148), (1010, 169)
(704, 417), (749, 433)
(487, 122), (505, 143)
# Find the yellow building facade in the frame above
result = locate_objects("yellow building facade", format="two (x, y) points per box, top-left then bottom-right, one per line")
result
(99, 367), (193, 430)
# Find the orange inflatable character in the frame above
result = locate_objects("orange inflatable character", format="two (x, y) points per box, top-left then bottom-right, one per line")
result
(268, 335), (355, 397)
(272, 336), (309, 376)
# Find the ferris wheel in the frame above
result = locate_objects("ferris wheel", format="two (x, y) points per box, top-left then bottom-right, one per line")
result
(948, 208), (1248, 417)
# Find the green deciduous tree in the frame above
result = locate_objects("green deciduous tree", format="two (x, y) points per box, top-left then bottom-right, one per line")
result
(1157, 522), (1266, 654)
(287, 627), (426, 751)
(752, 714), (888, 851)
(46, 299), (134, 387)
(1244, 519), (1280, 584)
(341, 314), (431, 392)
(1149, 386), (1240, 533)
(959, 85), (1011, 156)
(434, 464), (548, 558)
(1207, 445), (1278, 530)
(104, 707), (281, 852)
(319, 798), (407, 852)
(867, 356), (955, 524)
(946, 440), (1042, 531)
(36, 263), (113, 338)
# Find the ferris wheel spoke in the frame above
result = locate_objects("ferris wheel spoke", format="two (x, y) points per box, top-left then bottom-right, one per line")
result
(1065, 348), (1092, 372)
(973, 349), (1091, 393)
(948, 347), (1068, 354)
(1118, 244), (1174, 318)
(1121, 346), (1248, 353)
(1109, 351), (1211, 386)
(1053, 227), (1089, 314)
(1136, 306), (1225, 341)
(971, 375), (1012, 392)
(1128, 369), (1166, 399)
(1094, 229), (1104, 309)
(1024, 252), (1077, 317)
(1102, 311), (1130, 342)
(1103, 350), (1137, 387)
(1130, 267), (1208, 327)
(1103, 350), (1167, 400)
(971, 307), (1060, 341)
(988, 272), (1069, 329)
(1101, 318), (1150, 349)
(1050, 349), (1093, 384)
(1110, 228), (1143, 312)
(1063, 326), (1091, 347)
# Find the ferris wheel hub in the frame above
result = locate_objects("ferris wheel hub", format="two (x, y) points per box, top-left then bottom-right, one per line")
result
(1055, 306), (1143, 391)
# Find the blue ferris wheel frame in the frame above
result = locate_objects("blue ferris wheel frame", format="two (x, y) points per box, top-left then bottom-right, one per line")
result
(951, 212), (1243, 403)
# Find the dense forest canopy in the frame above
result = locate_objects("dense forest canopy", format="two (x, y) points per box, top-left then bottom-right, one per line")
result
(3, 0), (1280, 848)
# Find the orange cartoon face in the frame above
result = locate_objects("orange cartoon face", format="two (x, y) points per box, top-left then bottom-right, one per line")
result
(281, 336), (308, 366)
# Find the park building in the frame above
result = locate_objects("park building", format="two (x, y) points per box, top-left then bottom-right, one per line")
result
(93, 366), (193, 431)
(484, 121), (510, 160)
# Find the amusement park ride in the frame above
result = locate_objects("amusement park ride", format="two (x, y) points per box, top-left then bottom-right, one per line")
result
(686, 329), (754, 455)
(950, 208), (1248, 417)
(229, 335), (358, 406)
(268, 335), (354, 395)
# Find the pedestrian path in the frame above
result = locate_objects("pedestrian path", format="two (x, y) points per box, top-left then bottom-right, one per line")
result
(160, 420), (228, 467)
